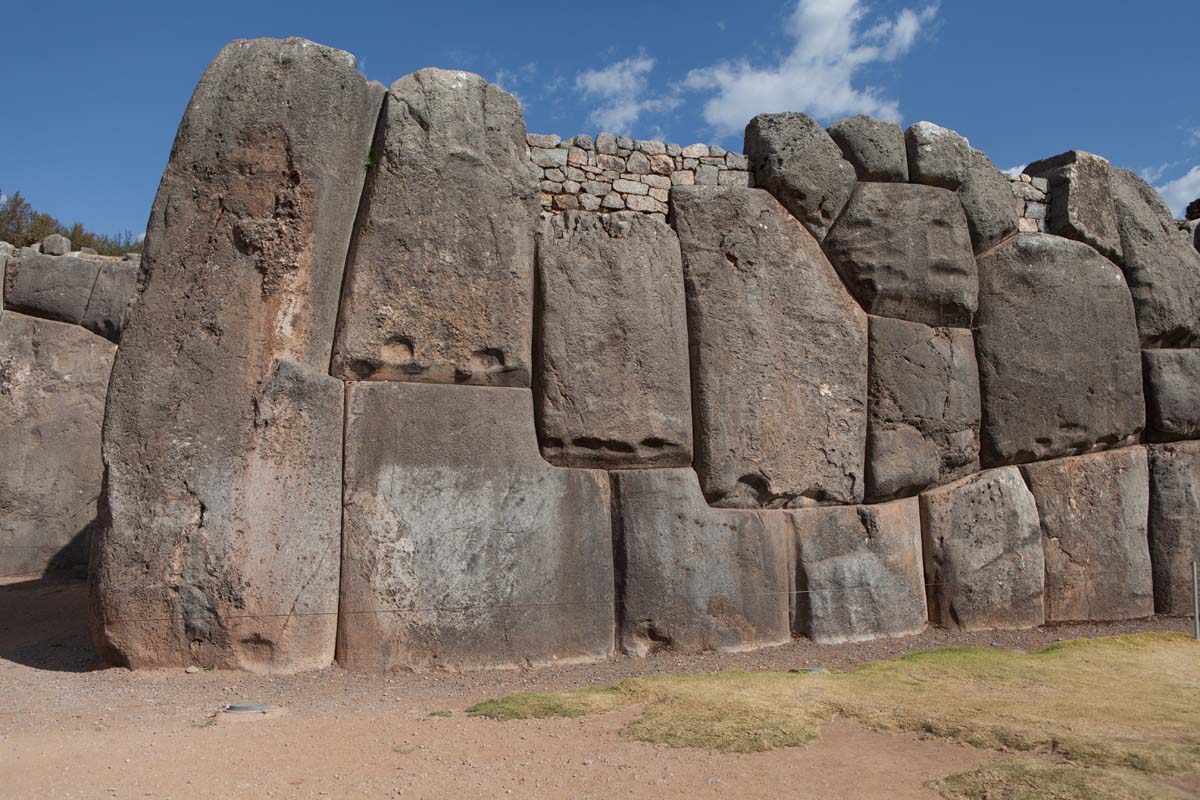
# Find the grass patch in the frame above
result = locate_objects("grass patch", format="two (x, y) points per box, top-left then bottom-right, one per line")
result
(427, 710), (452, 718)
(935, 757), (1193, 800)
(468, 633), (1200, 770)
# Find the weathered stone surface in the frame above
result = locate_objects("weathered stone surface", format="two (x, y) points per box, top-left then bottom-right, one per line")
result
(958, 148), (1019, 253)
(339, 383), (614, 672)
(905, 122), (969, 190)
(1110, 168), (1200, 347)
(866, 315), (980, 501)
(975, 233), (1144, 465)
(4, 250), (100, 325)
(919, 467), (1044, 630)
(80, 261), (138, 342)
(1020, 448), (1153, 623)
(823, 183), (978, 327)
(827, 115), (908, 182)
(42, 233), (70, 256)
(0, 312), (115, 577)
(670, 185), (867, 507)
(1147, 441), (1200, 615)
(744, 112), (857, 240)
(91, 37), (382, 673)
(536, 212), (691, 468)
(784, 498), (927, 644)
(1025, 150), (1123, 263)
(610, 469), (790, 656)
(1142, 349), (1200, 440)
(331, 68), (539, 385)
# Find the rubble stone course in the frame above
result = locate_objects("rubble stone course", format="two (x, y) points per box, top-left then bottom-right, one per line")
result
(3, 36), (1194, 674)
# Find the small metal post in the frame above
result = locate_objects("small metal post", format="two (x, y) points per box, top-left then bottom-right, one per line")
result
(1193, 561), (1199, 642)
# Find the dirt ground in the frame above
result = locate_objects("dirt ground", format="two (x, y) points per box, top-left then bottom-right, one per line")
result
(2, 574), (1195, 800)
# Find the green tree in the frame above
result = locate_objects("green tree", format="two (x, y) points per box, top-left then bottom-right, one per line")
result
(0, 189), (142, 255)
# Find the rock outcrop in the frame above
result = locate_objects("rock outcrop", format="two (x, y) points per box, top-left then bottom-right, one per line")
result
(671, 185), (867, 508)
(535, 211), (692, 468)
(91, 37), (383, 672)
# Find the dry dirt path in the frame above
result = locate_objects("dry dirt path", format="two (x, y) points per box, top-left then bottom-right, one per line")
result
(2, 575), (1193, 799)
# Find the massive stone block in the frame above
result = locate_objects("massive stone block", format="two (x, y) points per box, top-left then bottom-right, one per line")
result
(904, 122), (969, 190)
(3, 250), (100, 325)
(670, 185), (867, 507)
(610, 469), (790, 656)
(958, 148), (1018, 253)
(823, 183), (978, 327)
(919, 467), (1044, 631)
(1020, 448), (1153, 623)
(1024, 150), (1123, 263)
(975, 233), (1144, 465)
(783, 498), (927, 644)
(80, 260), (139, 342)
(1110, 168), (1200, 347)
(826, 115), (908, 182)
(331, 69), (539, 385)
(744, 112), (857, 240)
(0, 312), (115, 577)
(536, 211), (691, 468)
(1142, 349), (1200, 441)
(339, 382), (614, 672)
(866, 315), (980, 501)
(91, 37), (383, 673)
(1147, 442), (1200, 615)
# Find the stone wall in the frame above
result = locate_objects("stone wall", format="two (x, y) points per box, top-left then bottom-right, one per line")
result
(6, 37), (1200, 673)
(529, 133), (752, 219)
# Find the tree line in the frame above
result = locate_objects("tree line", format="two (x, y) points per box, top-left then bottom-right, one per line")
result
(0, 190), (143, 256)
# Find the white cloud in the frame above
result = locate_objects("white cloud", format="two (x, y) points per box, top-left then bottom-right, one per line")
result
(1002, 164), (1027, 179)
(1140, 162), (1178, 184)
(574, 55), (680, 134)
(683, 0), (938, 136)
(1189, 128), (1200, 147)
(493, 63), (537, 109)
(1155, 165), (1200, 218)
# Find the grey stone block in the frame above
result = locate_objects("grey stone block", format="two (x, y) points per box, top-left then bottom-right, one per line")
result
(1142, 349), (1200, 441)
(827, 115), (908, 182)
(1025, 150), (1123, 263)
(958, 148), (1019, 253)
(905, 121), (969, 190)
(4, 251), (100, 325)
(339, 382), (615, 672)
(1147, 441), (1200, 615)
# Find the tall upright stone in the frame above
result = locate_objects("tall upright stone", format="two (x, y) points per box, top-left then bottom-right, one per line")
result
(1110, 168), (1200, 347)
(1, 312), (115, 577)
(536, 211), (692, 468)
(823, 182), (978, 327)
(1147, 442), (1200, 615)
(975, 233), (1144, 465)
(90, 38), (384, 673)
(1020, 448), (1153, 623)
(610, 469), (791, 655)
(331, 69), (539, 385)
(919, 467), (1044, 630)
(339, 383), (614, 672)
(1024, 150), (1123, 263)
(865, 315), (980, 501)
(670, 185), (867, 507)
(744, 112), (857, 240)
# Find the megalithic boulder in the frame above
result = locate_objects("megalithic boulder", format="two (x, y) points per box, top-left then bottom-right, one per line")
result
(90, 38), (384, 673)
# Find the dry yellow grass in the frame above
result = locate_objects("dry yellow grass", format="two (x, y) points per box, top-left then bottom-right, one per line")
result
(469, 634), (1200, 797)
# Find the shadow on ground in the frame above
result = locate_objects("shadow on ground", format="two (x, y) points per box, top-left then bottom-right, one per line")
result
(0, 574), (101, 672)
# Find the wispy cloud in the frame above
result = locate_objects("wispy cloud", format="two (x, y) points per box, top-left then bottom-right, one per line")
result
(1155, 165), (1200, 218)
(493, 62), (538, 109)
(683, 0), (939, 136)
(1188, 128), (1200, 147)
(1002, 164), (1028, 179)
(574, 55), (680, 134)
(1140, 161), (1181, 184)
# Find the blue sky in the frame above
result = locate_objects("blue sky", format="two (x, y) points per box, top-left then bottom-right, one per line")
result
(2, 0), (1197, 237)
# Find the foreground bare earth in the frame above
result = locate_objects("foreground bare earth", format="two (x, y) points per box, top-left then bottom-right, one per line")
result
(1, 575), (1195, 799)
